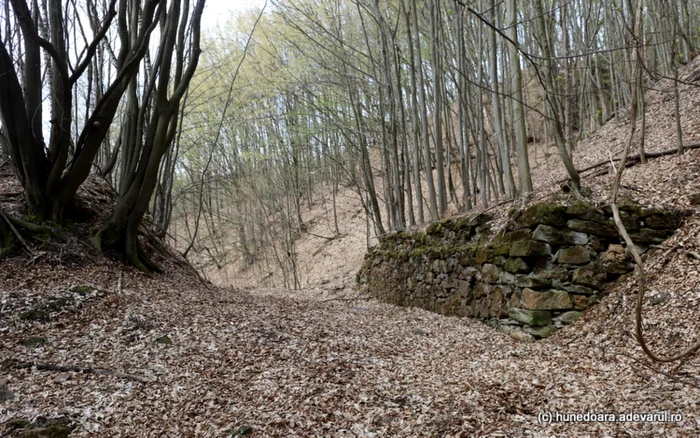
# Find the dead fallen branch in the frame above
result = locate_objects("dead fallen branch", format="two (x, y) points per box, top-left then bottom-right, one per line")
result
(311, 233), (348, 257)
(561, 142), (700, 184)
(305, 231), (347, 241)
(4, 359), (149, 384)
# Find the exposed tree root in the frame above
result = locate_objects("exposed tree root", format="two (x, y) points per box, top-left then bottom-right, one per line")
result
(0, 210), (68, 259)
(92, 221), (163, 275)
(610, 9), (699, 363)
(1, 211), (33, 257)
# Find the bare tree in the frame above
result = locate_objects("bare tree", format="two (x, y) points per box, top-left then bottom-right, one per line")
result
(0, 0), (205, 272)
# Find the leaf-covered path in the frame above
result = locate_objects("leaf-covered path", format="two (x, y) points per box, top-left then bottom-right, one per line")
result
(1, 255), (698, 437)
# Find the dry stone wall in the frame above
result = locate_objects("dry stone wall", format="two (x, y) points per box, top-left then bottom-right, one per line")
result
(357, 198), (683, 341)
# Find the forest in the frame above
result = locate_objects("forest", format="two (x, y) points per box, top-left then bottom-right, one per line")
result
(1, 0), (700, 436)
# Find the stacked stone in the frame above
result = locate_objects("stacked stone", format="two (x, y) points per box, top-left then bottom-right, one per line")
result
(357, 198), (683, 342)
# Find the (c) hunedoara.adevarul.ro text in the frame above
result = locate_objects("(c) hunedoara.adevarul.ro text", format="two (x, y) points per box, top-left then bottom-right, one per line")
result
(537, 411), (683, 424)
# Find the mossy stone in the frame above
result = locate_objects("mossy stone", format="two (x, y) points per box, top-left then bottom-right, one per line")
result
(425, 222), (440, 235)
(521, 288), (573, 310)
(492, 229), (531, 256)
(439, 218), (455, 232)
(643, 211), (683, 230)
(567, 219), (618, 238)
(565, 201), (607, 223)
(528, 325), (557, 338)
(21, 424), (73, 438)
(532, 224), (588, 246)
(459, 250), (476, 266)
(5, 418), (31, 430)
(475, 248), (493, 265)
(557, 246), (591, 264)
(19, 297), (72, 322)
(515, 275), (552, 289)
(155, 336), (172, 345)
(470, 213), (493, 227)
(628, 228), (672, 244)
(554, 311), (583, 324)
(504, 257), (530, 273)
(234, 424), (254, 436)
(452, 216), (471, 230)
(617, 196), (644, 216)
(508, 308), (552, 326)
(72, 285), (93, 296)
(516, 203), (566, 228)
(509, 240), (551, 257)
(7, 417), (75, 438)
(572, 262), (607, 289)
(492, 240), (511, 256)
(21, 337), (47, 348)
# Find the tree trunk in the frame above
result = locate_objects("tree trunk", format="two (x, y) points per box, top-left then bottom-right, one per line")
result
(506, 0), (532, 194)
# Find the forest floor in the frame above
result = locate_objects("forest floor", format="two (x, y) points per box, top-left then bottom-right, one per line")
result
(1, 224), (699, 437)
(2, 53), (700, 438)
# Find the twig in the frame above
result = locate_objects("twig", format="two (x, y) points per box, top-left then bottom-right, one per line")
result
(608, 150), (618, 173)
(5, 359), (149, 384)
(687, 251), (700, 260)
(117, 270), (124, 294)
(320, 294), (368, 303)
(0, 211), (35, 257)
(662, 243), (682, 258)
(28, 251), (45, 265)
(616, 352), (700, 389)
(482, 196), (515, 214)
(305, 231), (346, 241)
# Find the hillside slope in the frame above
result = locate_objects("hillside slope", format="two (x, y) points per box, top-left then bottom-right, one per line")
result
(1, 45), (700, 438)
(215, 55), (700, 292)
